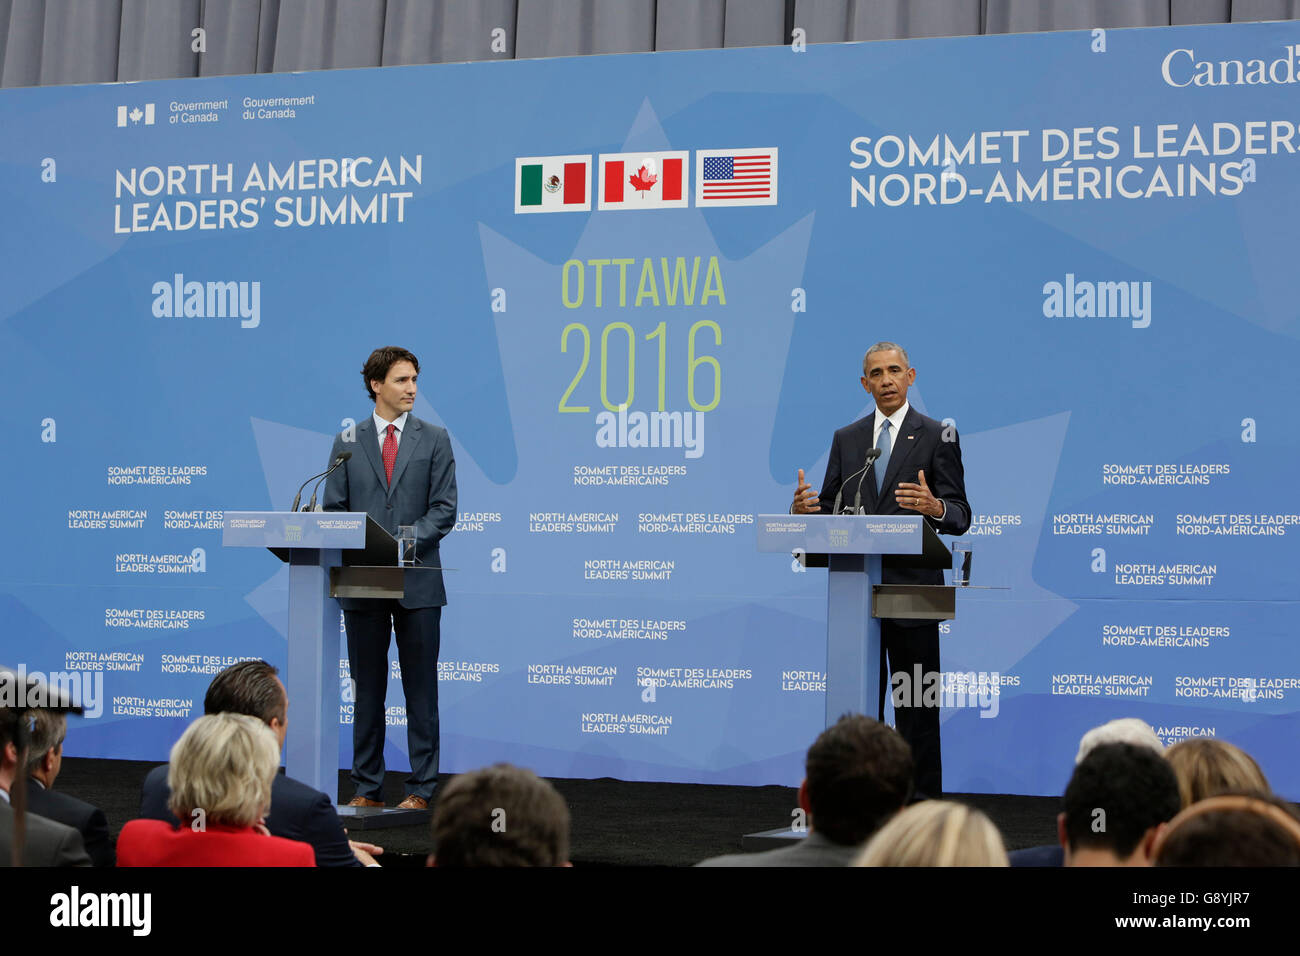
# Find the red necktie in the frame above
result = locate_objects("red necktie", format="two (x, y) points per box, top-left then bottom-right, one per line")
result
(382, 424), (398, 485)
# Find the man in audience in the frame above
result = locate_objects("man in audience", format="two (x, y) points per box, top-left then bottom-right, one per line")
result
(1057, 743), (1181, 866)
(430, 763), (570, 867)
(697, 714), (914, 866)
(1075, 717), (1164, 763)
(25, 709), (114, 866)
(0, 702), (90, 867)
(139, 659), (378, 867)
(1011, 717), (1167, 866)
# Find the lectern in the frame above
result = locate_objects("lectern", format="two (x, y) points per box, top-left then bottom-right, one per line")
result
(744, 513), (957, 850)
(222, 511), (401, 803)
(755, 513), (954, 725)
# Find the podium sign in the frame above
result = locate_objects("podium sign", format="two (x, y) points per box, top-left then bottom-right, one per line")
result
(223, 511), (367, 550)
(755, 513), (925, 556)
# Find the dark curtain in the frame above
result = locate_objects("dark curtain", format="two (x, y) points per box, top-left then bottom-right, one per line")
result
(1, 0), (1294, 88)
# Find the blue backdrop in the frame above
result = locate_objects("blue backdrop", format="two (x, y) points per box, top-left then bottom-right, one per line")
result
(2, 20), (1298, 797)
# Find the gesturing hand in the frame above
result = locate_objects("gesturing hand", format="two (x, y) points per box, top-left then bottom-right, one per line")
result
(792, 468), (821, 514)
(895, 469), (943, 518)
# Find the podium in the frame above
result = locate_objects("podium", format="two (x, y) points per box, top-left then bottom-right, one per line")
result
(755, 513), (953, 726)
(744, 513), (957, 851)
(223, 511), (403, 807)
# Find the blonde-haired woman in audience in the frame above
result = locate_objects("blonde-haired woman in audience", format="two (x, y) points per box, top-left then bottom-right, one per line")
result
(118, 712), (314, 866)
(854, 800), (1008, 867)
(1164, 738), (1270, 808)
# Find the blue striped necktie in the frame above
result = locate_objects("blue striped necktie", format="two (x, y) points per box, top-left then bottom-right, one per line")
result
(875, 418), (892, 494)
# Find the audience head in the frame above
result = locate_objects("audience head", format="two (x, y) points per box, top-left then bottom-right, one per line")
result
(801, 714), (913, 846)
(1076, 717), (1164, 764)
(166, 712), (281, 828)
(431, 763), (570, 867)
(0, 706), (24, 792)
(204, 660), (288, 746)
(24, 709), (66, 786)
(854, 800), (1008, 866)
(1165, 738), (1270, 809)
(1059, 742), (1180, 866)
(1154, 793), (1300, 866)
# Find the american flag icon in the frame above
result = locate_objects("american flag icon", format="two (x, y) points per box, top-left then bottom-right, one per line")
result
(695, 149), (778, 207)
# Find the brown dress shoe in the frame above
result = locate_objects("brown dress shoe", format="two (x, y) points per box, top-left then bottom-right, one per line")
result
(395, 795), (428, 811)
(347, 796), (384, 808)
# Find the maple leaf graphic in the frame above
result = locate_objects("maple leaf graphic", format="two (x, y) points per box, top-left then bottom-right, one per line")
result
(129, 107), (143, 124)
(629, 165), (657, 195)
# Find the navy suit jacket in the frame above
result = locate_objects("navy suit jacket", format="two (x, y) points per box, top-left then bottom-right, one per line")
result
(139, 764), (360, 867)
(323, 414), (457, 609)
(27, 782), (114, 867)
(817, 406), (971, 587)
(1009, 844), (1065, 867)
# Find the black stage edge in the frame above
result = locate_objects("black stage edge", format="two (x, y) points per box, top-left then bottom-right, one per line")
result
(57, 756), (1061, 867)
(335, 805), (430, 830)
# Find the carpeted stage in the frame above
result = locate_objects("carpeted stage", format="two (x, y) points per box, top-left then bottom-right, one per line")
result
(60, 757), (1059, 867)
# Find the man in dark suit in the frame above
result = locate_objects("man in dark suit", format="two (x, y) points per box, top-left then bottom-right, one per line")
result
(1058, 743), (1180, 866)
(793, 343), (971, 797)
(0, 705), (90, 867)
(139, 659), (373, 866)
(697, 715), (913, 866)
(324, 346), (457, 811)
(25, 709), (114, 866)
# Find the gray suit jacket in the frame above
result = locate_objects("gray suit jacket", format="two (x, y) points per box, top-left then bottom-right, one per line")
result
(323, 414), (457, 609)
(695, 831), (861, 867)
(0, 800), (92, 867)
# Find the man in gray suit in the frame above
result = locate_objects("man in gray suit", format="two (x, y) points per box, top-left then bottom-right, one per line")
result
(324, 347), (457, 811)
(697, 715), (913, 866)
(1, 705), (90, 867)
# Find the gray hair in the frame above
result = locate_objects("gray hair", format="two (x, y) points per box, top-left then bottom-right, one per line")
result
(24, 710), (67, 773)
(1076, 718), (1165, 764)
(167, 712), (281, 827)
(863, 342), (910, 375)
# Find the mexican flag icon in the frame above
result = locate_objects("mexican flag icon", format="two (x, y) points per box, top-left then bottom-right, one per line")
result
(515, 155), (592, 213)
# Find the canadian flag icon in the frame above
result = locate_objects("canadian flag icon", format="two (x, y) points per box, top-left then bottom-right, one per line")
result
(598, 151), (689, 210)
(116, 104), (156, 127)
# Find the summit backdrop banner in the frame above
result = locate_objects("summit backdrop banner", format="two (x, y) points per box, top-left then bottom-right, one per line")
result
(2, 21), (1298, 797)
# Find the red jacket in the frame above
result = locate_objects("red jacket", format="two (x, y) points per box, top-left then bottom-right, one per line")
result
(117, 818), (315, 867)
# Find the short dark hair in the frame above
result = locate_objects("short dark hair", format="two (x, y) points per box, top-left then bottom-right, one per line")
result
(204, 660), (286, 727)
(1155, 793), (1300, 866)
(432, 764), (570, 867)
(1062, 743), (1181, 859)
(0, 707), (24, 755)
(805, 714), (913, 846)
(362, 347), (420, 401)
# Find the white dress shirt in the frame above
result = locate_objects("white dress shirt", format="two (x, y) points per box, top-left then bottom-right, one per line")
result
(373, 411), (409, 454)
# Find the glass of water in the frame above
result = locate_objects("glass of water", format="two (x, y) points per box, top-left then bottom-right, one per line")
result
(952, 542), (972, 587)
(397, 525), (417, 567)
